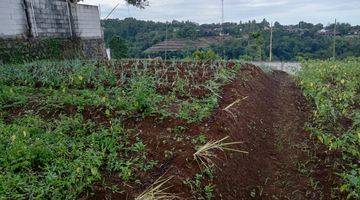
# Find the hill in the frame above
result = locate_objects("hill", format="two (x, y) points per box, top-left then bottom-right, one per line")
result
(102, 18), (360, 60)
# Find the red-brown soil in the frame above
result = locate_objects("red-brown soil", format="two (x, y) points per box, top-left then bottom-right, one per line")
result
(89, 64), (335, 200)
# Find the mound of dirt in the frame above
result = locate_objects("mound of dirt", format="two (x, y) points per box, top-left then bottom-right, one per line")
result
(90, 64), (332, 200)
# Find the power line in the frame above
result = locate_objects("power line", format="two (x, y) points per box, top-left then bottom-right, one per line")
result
(104, 2), (121, 20)
(165, 21), (168, 60)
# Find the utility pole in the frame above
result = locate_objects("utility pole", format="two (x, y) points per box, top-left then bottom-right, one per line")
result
(269, 22), (273, 62)
(333, 19), (337, 60)
(221, 0), (224, 31)
(221, 0), (225, 59)
(165, 21), (168, 60)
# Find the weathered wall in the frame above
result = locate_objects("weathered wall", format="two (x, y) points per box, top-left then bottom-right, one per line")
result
(0, 0), (28, 38)
(0, 0), (103, 39)
(0, 0), (106, 62)
(27, 0), (72, 37)
(74, 4), (103, 38)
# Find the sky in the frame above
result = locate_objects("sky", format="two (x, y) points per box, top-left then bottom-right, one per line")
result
(82, 0), (360, 25)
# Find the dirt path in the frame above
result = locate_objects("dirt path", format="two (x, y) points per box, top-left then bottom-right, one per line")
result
(263, 71), (312, 199)
(205, 66), (316, 200)
(263, 71), (337, 200)
(210, 66), (336, 200)
(91, 65), (332, 200)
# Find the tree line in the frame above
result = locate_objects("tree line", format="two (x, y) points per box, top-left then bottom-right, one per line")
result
(102, 18), (360, 61)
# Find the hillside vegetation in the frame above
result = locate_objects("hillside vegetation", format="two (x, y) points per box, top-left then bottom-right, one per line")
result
(102, 18), (360, 60)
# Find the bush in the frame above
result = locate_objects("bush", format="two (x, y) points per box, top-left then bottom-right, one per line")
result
(109, 36), (128, 59)
(189, 49), (220, 61)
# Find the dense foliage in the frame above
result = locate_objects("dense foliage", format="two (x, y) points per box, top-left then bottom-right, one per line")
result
(102, 18), (360, 61)
(0, 59), (240, 198)
(187, 50), (221, 61)
(0, 38), (83, 64)
(109, 36), (129, 59)
(299, 59), (360, 198)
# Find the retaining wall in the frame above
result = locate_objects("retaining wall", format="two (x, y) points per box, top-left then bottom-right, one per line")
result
(0, 0), (102, 39)
(0, 0), (105, 62)
(0, 0), (28, 38)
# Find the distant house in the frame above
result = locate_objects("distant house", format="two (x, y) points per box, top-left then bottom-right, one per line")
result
(349, 28), (360, 35)
(285, 27), (298, 33)
(316, 29), (340, 36)
(284, 26), (307, 34)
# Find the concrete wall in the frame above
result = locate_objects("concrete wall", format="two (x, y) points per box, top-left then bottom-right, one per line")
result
(0, 0), (28, 38)
(250, 61), (301, 74)
(0, 0), (106, 61)
(74, 4), (102, 38)
(0, 0), (102, 39)
(27, 0), (72, 37)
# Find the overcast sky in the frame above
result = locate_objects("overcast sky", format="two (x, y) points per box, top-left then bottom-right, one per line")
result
(82, 0), (360, 25)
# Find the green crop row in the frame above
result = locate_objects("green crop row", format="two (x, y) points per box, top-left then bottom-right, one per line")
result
(298, 58), (360, 199)
(0, 60), (241, 198)
(0, 114), (154, 199)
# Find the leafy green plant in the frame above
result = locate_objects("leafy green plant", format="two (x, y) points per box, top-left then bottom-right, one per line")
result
(183, 166), (215, 200)
(0, 115), (150, 199)
(0, 59), (243, 199)
(298, 58), (360, 198)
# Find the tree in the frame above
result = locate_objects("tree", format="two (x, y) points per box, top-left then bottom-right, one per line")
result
(190, 49), (220, 60)
(109, 36), (128, 59)
(74, 0), (148, 8)
(102, 18), (360, 60)
(250, 31), (264, 61)
(125, 0), (149, 8)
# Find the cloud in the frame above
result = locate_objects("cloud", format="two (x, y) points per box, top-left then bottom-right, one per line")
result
(81, 0), (360, 25)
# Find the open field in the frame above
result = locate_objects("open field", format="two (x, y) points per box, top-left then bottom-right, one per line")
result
(0, 59), (358, 199)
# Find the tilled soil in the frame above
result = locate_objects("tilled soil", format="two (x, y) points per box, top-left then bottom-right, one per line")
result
(91, 64), (333, 200)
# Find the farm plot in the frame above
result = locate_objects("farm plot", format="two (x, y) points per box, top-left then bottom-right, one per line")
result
(0, 59), (340, 199)
(0, 60), (240, 199)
